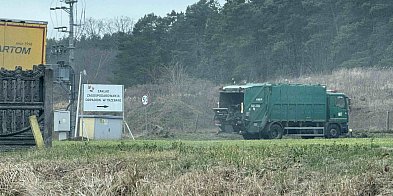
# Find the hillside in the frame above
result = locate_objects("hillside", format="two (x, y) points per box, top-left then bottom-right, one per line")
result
(123, 68), (393, 135)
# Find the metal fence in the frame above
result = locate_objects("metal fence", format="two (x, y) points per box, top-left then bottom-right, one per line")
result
(0, 65), (53, 147)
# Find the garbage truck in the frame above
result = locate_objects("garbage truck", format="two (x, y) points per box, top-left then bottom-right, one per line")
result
(213, 83), (350, 139)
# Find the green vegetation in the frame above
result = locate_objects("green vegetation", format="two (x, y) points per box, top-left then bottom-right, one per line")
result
(49, 1), (393, 86)
(1, 138), (392, 195)
(49, 1), (393, 132)
(113, 0), (393, 85)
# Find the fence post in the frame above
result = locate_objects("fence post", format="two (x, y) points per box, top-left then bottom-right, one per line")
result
(44, 66), (54, 147)
(386, 111), (390, 136)
(29, 115), (45, 149)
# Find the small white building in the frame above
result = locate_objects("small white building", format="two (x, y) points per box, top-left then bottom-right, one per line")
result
(78, 115), (123, 140)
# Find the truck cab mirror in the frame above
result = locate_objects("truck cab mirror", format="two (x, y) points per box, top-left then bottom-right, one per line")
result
(347, 97), (351, 111)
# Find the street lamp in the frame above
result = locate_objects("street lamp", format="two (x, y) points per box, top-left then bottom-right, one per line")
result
(74, 70), (87, 137)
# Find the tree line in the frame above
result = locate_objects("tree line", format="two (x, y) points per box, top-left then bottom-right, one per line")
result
(49, 0), (393, 86)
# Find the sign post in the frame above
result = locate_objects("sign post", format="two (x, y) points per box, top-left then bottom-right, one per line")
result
(79, 84), (126, 139)
(142, 95), (149, 133)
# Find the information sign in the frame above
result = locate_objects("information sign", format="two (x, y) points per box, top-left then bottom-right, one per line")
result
(83, 84), (123, 112)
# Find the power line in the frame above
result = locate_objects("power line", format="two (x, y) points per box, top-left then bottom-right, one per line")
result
(50, 0), (78, 67)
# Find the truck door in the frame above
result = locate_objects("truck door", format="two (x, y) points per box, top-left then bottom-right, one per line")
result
(245, 86), (269, 132)
(328, 95), (349, 122)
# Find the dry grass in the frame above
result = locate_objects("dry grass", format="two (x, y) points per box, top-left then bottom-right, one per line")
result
(1, 162), (389, 195)
(1, 139), (393, 195)
(123, 78), (218, 135)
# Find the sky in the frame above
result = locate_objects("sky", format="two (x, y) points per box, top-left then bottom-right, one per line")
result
(0, 0), (225, 38)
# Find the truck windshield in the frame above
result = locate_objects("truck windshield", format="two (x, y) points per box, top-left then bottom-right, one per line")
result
(219, 92), (244, 108)
(335, 96), (346, 108)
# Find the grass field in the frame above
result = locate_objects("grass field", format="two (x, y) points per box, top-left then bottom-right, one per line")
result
(1, 138), (393, 195)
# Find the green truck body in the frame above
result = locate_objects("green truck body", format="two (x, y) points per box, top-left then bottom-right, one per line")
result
(213, 83), (350, 139)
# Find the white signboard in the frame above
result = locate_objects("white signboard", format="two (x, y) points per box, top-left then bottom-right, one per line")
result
(142, 95), (148, 105)
(83, 84), (123, 112)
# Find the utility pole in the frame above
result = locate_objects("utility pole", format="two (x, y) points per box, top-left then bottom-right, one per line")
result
(67, 0), (76, 69)
(51, 0), (77, 68)
(50, 0), (78, 138)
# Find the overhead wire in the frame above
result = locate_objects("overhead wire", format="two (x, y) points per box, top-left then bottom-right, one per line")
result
(50, 0), (64, 62)
(82, 0), (87, 38)
(75, 0), (78, 39)
(49, 0), (91, 78)
(49, 0), (55, 62)
(72, 0), (84, 40)
(77, 0), (84, 39)
(76, 0), (87, 39)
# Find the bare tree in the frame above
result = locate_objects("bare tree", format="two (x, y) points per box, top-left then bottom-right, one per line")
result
(160, 62), (188, 95)
(112, 16), (134, 34)
(80, 17), (134, 38)
(75, 48), (117, 83)
(83, 18), (105, 37)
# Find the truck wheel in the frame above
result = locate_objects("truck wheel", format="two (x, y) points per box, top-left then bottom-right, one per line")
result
(269, 124), (283, 139)
(325, 124), (341, 138)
